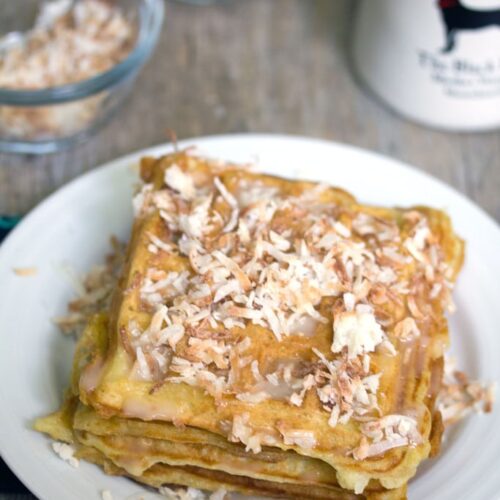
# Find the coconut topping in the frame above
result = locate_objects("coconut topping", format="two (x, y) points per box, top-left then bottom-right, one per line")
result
(165, 164), (197, 200)
(52, 441), (79, 468)
(54, 237), (125, 337)
(437, 357), (495, 426)
(313, 348), (381, 427)
(229, 412), (280, 453)
(124, 155), (458, 456)
(393, 317), (421, 342)
(278, 427), (317, 450)
(352, 414), (422, 460)
(332, 310), (384, 359)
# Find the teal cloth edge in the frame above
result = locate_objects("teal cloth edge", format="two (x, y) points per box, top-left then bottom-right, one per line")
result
(0, 216), (21, 230)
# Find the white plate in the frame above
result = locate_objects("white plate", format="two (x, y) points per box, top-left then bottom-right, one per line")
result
(0, 134), (499, 500)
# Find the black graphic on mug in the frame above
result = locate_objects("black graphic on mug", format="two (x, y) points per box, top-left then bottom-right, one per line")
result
(438, 0), (500, 52)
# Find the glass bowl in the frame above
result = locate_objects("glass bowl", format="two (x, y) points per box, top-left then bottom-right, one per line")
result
(0, 0), (164, 154)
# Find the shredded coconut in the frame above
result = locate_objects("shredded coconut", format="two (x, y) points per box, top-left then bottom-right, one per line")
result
(52, 441), (79, 468)
(214, 176), (239, 232)
(313, 348), (381, 427)
(158, 486), (206, 500)
(437, 357), (495, 426)
(165, 164), (197, 200)
(229, 413), (279, 453)
(393, 317), (420, 341)
(279, 427), (317, 450)
(0, 0), (134, 89)
(128, 156), (459, 440)
(53, 237), (125, 337)
(101, 490), (113, 500)
(332, 310), (385, 359)
(0, 0), (135, 140)
(352, 414), (422, 460)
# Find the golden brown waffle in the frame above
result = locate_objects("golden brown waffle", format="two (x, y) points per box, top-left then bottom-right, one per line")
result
(36, 150), (464, 499)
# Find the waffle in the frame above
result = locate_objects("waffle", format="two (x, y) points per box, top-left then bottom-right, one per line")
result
(36, 150), (465, 499)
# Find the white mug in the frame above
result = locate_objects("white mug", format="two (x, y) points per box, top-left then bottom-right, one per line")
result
(352, 0), (500, 131)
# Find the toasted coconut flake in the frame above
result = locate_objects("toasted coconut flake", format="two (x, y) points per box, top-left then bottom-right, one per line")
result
(13, 266), (37, 276)
(169, 356), (229, 399)
(52, 442), (79, 468)
(266, 373), (280, 387)
(352, 435), (409, 460)
(133, 183), (154, 216)
(269, 230), (291, 251)
(135, 347), (152, 380)
(179, 196), (213, 239)
(187, 338), (230, 369)
(164, 164), (196, 200)
(332, 311), (385, 359)
(334, 221), (351, 238)
(54, 238), (125, 337)
(361, 414), (421, 443)
(120, 326), (135, 357)
(236, 391), (270, 403)
(438, 357), (496, 426)
(404, 238), (427, 263)
(214, 176), (240, 233)
(214, 176), (237, 208)
(279, 427), (317, 450)
(343, 292), (356, 312)
(229, 413), (278, 453)
(352, 414), (422, 460)
(251, 360), (263, 382)
(213, 250), (252, 290)
(214, 279), (241, 303)
(393, 317), (420, 341)
(101, 491), (113, 500)
(289, 373), (315, 407)
(148, 232), (176, 254)
(158, 324), (185, 350)
(381, 246), (410, 266)
(429, 282), (442, 300)
(407, 294), (424, 320)
(237, 183), (279, 207)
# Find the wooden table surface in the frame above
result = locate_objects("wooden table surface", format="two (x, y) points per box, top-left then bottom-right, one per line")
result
(1, 0), (499, 222)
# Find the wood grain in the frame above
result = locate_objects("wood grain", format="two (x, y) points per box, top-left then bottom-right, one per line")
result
(1, 0), (499, 222)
